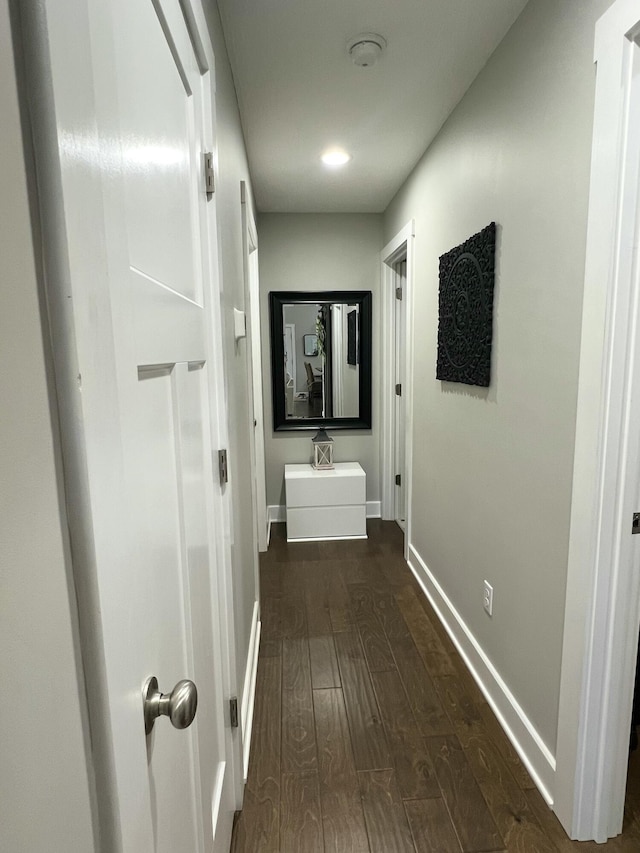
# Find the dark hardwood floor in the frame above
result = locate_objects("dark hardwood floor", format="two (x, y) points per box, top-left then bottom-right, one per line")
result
(231, 520), (640, 852)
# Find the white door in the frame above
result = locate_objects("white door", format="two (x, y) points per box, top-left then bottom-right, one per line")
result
(33, 0), (236, 850)
(394, 260), (407, 528)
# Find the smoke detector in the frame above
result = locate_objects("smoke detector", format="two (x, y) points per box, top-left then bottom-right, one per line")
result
(347, 33), (387, 68)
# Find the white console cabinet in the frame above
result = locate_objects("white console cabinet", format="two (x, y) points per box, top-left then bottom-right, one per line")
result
(284, 462), (367, 542)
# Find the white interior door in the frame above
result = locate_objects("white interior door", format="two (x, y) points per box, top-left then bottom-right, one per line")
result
(33, 0), (236, 850)
(394, 260), (407, 527)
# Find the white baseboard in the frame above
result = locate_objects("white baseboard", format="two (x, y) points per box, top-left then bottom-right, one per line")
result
(366, 500), (381, 518)
(267, 505), (285, 546)
(407, 543), (556, 805)
(240, 601), (261, 782)
(267, 501), (381, 527)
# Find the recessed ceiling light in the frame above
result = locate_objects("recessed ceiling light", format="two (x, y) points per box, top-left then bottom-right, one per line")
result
(321, 149), (351, 167)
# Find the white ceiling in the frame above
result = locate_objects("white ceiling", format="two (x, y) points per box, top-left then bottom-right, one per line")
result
(217, 0), (529, 213)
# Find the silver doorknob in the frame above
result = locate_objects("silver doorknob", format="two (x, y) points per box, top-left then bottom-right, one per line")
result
(142, 675), (198, 735)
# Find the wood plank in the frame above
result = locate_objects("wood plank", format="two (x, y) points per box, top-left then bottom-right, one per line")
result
(356, 557), (392, 590)
(350, 585), (396, 673)
(232, 655), (281, 852)
(340, 558), (368, 585)
(313, 688), (369, 853)
(259, 639), (282, 659)
(371, 668), (439, 799)
(280, 563), (308, 638)
(280, 771), (323, 853)
(476, 701), (535, 791)
(394, 585), (456, 676)
(373, 591), (452, 737)
(309, 635), (341, 689)
(280, 595), (307, 638)
(275, 539), (322, 562)
(404, 798), (463, 853)
(433, 674), (484, 746)
(358, 769), (415, 853)
(334, 630), (392, 771)
(463, 731), (557, 852)
(435, 672), (536, 795)
(282, 637), (317, 772)
(375, 554), (416, 589)
(314, 555), (368, 585)
(260, 561), (284, 597)
(304, 569), (333, 636)
(260, 593), (282, 641)
(327, 567), (356, 633)
(319, 537), (382, 560)
(426, 734), (504, 853)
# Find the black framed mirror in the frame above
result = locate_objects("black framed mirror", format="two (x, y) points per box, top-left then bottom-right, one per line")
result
(269, 290), (372, 431)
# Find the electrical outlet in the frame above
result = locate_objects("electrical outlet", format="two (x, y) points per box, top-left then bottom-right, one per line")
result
(483, 580), (494, 616)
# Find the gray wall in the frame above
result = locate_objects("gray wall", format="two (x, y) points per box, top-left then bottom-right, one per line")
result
(258, 214), (382, 508)
(0, 1), (96, 847)
(384, 0), (611, 752)
(203, 3), (260, 701)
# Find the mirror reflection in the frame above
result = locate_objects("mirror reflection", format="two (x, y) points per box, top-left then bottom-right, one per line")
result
(283, 302), (360, 420)
(269, 290), (372, 431)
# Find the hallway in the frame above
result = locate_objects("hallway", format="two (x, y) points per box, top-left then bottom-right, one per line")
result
(231, 521), (640, 852)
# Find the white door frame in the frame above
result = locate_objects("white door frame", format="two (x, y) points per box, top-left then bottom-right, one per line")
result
(555, 0), (640, 841)
(381, 221), (415, 559)
(241, 181), (267, 554)
(394, 258), (407, 528)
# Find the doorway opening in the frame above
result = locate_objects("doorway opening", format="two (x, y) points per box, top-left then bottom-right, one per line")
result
(381, 221), (415, 559)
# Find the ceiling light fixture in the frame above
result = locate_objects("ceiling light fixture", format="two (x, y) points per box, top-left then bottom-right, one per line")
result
(321, 149), (351, 167)
(347, 33), (387, 68)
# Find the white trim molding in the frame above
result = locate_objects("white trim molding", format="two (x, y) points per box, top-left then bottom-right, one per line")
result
(380, 221), (416, 562)
(240, 601), (261, 781)
(408, 544), (556, 802)
(555, 0), (640, 842)
(268, 504), (286, 524)
(267, 504), (285, 543)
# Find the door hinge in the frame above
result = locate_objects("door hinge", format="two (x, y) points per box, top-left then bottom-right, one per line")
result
(633, 512), (640, 534)
(395, 474), (401, 487)
(204, 152), (215, 194)
(218, 449), (228, 484)
(395, 383), (402, 396)
(395, 287), (403, 301)
(229, 697), (239, 728)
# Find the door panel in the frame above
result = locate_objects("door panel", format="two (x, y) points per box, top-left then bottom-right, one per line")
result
(118, 0), (202, 302)
(134, 364), (202, 853)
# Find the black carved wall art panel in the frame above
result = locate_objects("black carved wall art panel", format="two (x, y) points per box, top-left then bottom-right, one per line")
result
(436, 222), (496, 387)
